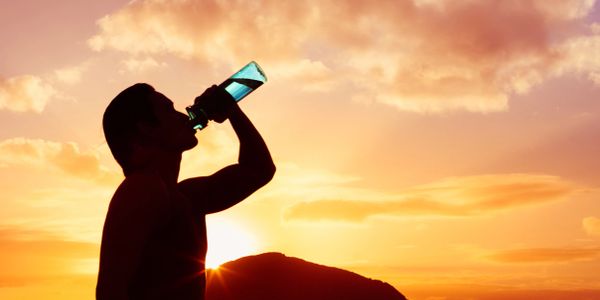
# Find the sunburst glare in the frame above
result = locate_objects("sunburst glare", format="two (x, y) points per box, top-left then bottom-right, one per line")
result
(205, 217), (258, 269)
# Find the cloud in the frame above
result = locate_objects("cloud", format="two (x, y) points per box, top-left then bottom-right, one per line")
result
(53, 63), (89, 85)
(88, 0), (314, 61)
(0, 75), (57, 112)
(557, 33), (600, 84)
(487, 246), (600, 263)
(269, 59), (337, 92)
(256, 162), (367, 203)
(0, 138), (119, 184)
(0, 226), (98, 284)
(180, 126), (239, 177)
(121, 56), (167, 73)
(89, 0), (599, 113)
(583, 217), (600, 237)
(285, 174), (579, 222)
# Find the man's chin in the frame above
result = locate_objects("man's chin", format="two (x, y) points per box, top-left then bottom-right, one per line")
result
(183, 137), (199, 151)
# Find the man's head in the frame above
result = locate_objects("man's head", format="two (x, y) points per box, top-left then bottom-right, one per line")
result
(103, 83), (198, 176)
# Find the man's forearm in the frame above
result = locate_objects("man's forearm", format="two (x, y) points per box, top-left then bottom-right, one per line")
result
(228, 104), (275, 176)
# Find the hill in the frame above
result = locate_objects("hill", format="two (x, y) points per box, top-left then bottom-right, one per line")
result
(206, 252), (407, 300)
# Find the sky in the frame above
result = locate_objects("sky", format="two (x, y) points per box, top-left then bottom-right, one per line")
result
(1, 0), (600, 299)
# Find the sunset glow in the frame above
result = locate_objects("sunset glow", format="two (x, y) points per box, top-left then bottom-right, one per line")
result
(205, 217), (258, 269)
(2, 0), (600, 299)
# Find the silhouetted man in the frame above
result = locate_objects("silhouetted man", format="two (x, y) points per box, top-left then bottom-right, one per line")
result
(96, 83), (275, 299)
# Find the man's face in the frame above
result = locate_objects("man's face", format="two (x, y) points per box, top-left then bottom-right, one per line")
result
(146, 91), (198, 152)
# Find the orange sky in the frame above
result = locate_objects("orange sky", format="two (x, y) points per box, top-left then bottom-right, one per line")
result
(1, 1), (600, 299)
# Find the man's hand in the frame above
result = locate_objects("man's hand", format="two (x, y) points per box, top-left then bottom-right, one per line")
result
(193, 85), (237, 123)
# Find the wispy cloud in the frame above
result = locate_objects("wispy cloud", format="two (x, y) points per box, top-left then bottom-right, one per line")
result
(180, 126), (239, 177)
(558, 33), (600, 84)
(0, 138), (119, 184)
(487, 246), (600, 263)
(53, 62), (91, 85)
(88, 0), (599, 113)
(583, 217), (600, 237)
(0, 75), (57, 113)
(285, 174), (580, 221)
(121, 56), (167, 73)
(0, 226), (98, 285)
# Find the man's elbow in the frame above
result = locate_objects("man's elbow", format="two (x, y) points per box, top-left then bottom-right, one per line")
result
(267, 163), (276, 181)
(256, 162), (276, 186)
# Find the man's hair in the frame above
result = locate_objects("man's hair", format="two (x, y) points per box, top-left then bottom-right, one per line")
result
(103, 83), (158, 176)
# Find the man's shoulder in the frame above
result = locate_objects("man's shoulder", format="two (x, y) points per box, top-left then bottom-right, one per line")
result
(100, 172), (173, 253)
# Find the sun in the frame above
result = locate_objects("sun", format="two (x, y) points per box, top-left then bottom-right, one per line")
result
(205, 216), (258, 269)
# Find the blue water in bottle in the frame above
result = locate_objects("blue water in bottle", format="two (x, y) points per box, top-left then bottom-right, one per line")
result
(187, 61), (267, 130)
(219, 61), (267, 101)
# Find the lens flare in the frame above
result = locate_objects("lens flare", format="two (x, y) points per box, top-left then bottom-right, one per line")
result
(205, 217), (258, 269)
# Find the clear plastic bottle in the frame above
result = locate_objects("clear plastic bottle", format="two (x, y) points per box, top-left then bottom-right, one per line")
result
(187, 61), (267, 130)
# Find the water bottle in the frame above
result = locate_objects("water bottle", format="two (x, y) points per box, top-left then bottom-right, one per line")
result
(187, 61), (267, 130)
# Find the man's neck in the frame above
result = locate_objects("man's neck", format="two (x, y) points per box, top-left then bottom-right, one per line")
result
(154, 151), (181, 187)
(132, 148), (182, 187)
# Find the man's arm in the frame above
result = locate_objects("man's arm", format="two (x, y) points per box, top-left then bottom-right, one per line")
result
(97, 173), (170, 299)
(179, 103), (275, 215)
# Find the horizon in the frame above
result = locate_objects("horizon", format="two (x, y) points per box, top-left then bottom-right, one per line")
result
(2, 0), (600, 299)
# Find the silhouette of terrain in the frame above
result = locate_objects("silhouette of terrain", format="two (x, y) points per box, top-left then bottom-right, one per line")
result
(206, 252), (406, 300)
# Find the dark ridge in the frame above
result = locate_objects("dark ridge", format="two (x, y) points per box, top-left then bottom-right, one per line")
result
(206, 252), (407, 300)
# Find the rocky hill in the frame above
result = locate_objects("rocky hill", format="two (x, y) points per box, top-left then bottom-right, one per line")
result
(206, 252), (407, 300)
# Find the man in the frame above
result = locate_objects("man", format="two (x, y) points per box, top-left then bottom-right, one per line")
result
(96, 83), (275, 299)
